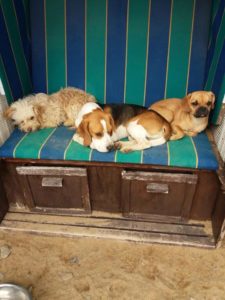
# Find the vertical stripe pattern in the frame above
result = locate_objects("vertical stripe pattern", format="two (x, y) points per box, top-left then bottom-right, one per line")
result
(13, 0), (31, 71)
(0, 0), (32, 103)
(45, 0), (66, 93)
(145, 0), (171, 106)
(66, 0), (85, 90)
(30, 0), (47, 93)
(1, 0), (32, 95)
(165, 0), (195, 98)
(86, 0), (106, 103)
(187, 0), (211, 93)
(0, 55), (13, 103)
(0, 0), (216, 106)
(205, 1), (225, 123)
(106, 0), (127, 103)
(212, 74), (225, 124)
(0, 6), (23, 100)
(0, 0), (224, 126)
(124, 0), (150, 105)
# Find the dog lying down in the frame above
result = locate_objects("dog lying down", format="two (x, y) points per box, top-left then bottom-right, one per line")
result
(73, 102), (171, 152)
(150, 91), (215, 140)
(4, 87), (96, 132)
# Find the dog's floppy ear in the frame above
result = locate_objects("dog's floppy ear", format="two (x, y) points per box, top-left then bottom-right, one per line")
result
(77, 118), (92, 146)
(106, 113), (115, 136)
(208, 91), (215, 109)
(33, 104), (45, 123)
(182, 93), (192, 113)
(3, 107), (15, 119)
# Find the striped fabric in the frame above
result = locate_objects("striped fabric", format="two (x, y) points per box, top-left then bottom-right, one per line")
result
(0, 0), (32, 103)
(0, 0), (222, 170)
(205, 0), (225, 124)
(30, 0), (212, 105)
(0, 1), (224, 112)
(0, 127), (218, 170)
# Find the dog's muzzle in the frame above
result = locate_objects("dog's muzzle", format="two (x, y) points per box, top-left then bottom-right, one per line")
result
(194, 106), (209, 118)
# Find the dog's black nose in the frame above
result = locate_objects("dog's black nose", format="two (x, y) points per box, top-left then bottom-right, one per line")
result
(194, 106), (209, 118)
(107, 144), (114, 151)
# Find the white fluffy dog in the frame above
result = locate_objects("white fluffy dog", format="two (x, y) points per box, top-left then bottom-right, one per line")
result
(4, 87), (96, 132)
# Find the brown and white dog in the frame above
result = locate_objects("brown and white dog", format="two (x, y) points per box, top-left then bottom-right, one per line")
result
(150, 91), (215, 140)
(73, 102), (171, 152)
(4, 87), (96, 132)
(115, 110), (172, 152)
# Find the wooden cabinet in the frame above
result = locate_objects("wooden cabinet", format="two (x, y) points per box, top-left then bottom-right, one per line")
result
(1, 161), (219, 222)
(121, 170), (198, 221)
(16, 166), (91, 214)
(1, 160), (224, 247)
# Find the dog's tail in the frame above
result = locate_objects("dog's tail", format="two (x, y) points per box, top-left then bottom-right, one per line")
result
(148, 108), (172, 141)
(162, 121), (172, 141)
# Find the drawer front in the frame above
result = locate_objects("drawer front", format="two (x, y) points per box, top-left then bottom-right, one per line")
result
(16, 166), (91, 214)
(122, 170), (198, 221)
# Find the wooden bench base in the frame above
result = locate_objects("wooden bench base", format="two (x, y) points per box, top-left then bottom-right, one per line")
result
(0, 158), (224, 247)
(0, 209), (215, 248)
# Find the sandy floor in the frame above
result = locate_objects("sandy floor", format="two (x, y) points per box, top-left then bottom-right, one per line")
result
(0, 231), (225, 300)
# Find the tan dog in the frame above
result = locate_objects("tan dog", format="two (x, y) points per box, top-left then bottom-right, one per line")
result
(4, 87), (96, 132)
(150, 91), (215, 140)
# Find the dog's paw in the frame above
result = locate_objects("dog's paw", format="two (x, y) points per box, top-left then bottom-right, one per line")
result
(114, 142), (122, 150)
(114, 141), (133, 153)
(186, 131), (197, 137)
(170, 134), (183, 141)
(120, 147), (132, 153)
(169, 134), (177, 140)
(73, 133), (78, 142)
(73, 133), (84, 145)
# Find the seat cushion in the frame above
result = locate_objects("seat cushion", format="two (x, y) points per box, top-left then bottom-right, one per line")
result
(0, 127), (218, 170)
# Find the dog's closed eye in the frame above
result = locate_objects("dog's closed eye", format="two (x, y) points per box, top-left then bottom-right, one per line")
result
(191, 101), (198, 106)
(30, 116), (35, 120)
(95, 132), (103, 138)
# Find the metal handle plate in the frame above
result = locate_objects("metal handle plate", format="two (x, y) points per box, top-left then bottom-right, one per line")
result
(146, 183), (169, 194)
(42, 177), (63, 188)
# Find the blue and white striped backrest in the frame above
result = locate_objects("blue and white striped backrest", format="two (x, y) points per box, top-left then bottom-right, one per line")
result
(30, 0), (211, 107)
(0, 0), (224, 123)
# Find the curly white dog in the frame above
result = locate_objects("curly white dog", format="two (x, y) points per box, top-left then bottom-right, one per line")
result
(4, 87), (96, 132)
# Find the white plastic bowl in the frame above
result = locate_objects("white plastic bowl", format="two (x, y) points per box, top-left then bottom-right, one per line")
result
(0, 284), (32, 300)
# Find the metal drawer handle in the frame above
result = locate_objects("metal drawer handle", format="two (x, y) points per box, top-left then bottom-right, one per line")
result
(146, 183), (169, 194)
(42, 177), (63, 187)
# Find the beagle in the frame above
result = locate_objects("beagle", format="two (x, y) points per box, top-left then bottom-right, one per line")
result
(73, 102), (146, 152)
(73, 102), (115, 152)
(115, 110), (172, 152)
(73, 102), (171, 152)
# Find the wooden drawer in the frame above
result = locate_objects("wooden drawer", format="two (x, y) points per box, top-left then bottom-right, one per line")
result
(16, 166), (91, 214)
(121, 170), (198, 221)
